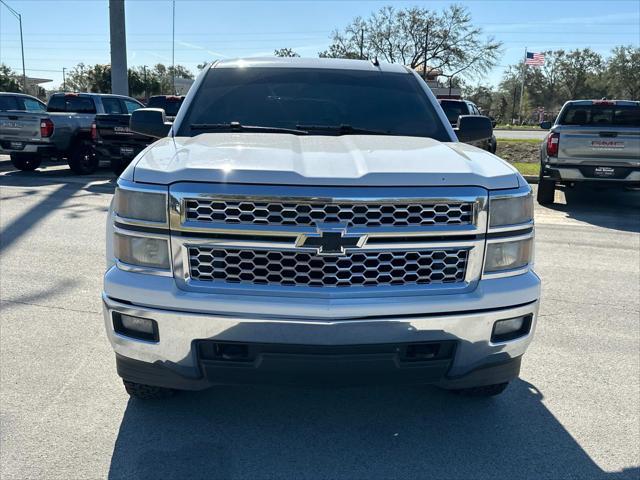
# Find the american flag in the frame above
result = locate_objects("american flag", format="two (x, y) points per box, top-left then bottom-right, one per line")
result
(525, 52), (545, 66)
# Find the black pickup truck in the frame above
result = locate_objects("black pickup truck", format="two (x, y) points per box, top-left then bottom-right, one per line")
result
(92, 95), (184, 174)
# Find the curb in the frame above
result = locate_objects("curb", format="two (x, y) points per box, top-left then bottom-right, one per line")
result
(524, 175), (539, 184)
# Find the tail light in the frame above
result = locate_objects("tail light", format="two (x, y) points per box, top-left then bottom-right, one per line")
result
(546, 132), (560, 157)
(40, 119), (54, 138)
(91, 122), (97, 140)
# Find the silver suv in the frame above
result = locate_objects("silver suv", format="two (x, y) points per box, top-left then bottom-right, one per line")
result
(103, 58), (540, 400)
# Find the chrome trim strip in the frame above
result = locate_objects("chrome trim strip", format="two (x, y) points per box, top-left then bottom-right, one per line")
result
(115, 259), (173, 277)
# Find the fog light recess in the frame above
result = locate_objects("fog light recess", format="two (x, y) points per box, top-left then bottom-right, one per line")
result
(113, 312), (159, 342)
(491, 315), (532, 343)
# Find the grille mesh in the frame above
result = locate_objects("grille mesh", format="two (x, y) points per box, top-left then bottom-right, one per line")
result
(184, 199), (473, 228)
(188, 247), (468, 288)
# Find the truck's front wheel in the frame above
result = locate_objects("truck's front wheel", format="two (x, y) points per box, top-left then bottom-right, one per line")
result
(10, 153), (42, 171)
(68, 142), (98, 175)
(123, 380), (175, 400)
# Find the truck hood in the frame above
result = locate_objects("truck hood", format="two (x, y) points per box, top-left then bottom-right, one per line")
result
(130, 133), (520, 189)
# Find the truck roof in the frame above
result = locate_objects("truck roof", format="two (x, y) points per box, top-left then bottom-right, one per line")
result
(563, 99), (640, 106)
(211, 57), (410, 74)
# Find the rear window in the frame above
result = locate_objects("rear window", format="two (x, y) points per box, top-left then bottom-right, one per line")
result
(148, 96), (184, 116)
(559, 104), (640, 127)
(178, 67), (449, 140)
(0, 96), (20, 111)
(47, 95), (97, 113)
(439, 101), (469, 125)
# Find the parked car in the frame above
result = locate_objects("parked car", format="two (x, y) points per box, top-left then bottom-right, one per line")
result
(0, 92), (46, 113)
(93, 111), (149, 176)
(92, 95), (184, 175)
(538, 99), (640, 204)
(438, 99), (497, 153)
(0, 92), (143, 174)
(146, 95), (185, 120)
(104, 57), (539, 400)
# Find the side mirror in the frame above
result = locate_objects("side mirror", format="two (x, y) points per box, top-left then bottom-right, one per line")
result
(539, 121), (552, 130)
(454, 115), (493, 143)
(130, 108), (172, 138)
(489, 116), (497, 128)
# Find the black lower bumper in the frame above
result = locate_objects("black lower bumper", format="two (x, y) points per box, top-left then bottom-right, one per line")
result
(115, 340), (522, 391)
(543, 164), (640, 185)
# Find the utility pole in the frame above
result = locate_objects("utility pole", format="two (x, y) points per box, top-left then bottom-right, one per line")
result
(171, 0), (176, 94)
(109, 0), (129, 95)
(62, 67), (66, 91)
(0, 0), (27, 92)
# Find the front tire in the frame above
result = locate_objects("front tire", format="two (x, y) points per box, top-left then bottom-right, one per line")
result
(123, 380), (175, 400)
(10, 153), (42, 171)
(68, 142), (98, 175)
(451, 382), (509, 397)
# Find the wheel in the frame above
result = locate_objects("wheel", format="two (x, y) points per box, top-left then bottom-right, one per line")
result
(450, 382), (509, 397)
(10, 153), (42, 171)
(537, 177), (556, 204)
(110, 157), (129, 176)
(68, 142), (98, 175)
(123, 380), (175, 400)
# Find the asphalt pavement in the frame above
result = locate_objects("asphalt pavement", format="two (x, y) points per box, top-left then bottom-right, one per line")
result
(1, 157), (639, 480)
(494, 129), (548, 140)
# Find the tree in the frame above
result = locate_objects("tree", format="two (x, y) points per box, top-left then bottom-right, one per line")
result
(319, 5), (501, 81)
(274, 48), (300, 58)
(556, 48), (604, 99)
(606, 46), (640, 99)
(0, 64), (22, 92)
(62, 62), (195, 96)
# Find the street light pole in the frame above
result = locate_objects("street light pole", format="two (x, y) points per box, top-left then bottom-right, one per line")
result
(171, 0), (175, 94)
(62, 67), (66, 91)
(0, 0), (27, 92)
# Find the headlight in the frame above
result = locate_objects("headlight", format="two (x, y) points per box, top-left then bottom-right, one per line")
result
(489, 192), (533, 227)
(114, 233), (170, 269)
(484, 238), (532, 273)
(114, 187), (167, 223)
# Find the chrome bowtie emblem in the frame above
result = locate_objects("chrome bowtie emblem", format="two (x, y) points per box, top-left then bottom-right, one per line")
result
(296, 227), (366, 256)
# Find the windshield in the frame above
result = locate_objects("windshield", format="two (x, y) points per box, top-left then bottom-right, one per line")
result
(439, 101), (469, 125)
(558, 104), (640, 127)
(178, 67), (450, 140)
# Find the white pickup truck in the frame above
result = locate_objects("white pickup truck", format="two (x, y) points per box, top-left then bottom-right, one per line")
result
(103, 58), (540, 400)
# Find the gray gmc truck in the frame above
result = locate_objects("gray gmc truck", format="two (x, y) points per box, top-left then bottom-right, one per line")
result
(0, 92), (143, 174)
(103, 58), (540, 400)
(538, 99), (640, 204)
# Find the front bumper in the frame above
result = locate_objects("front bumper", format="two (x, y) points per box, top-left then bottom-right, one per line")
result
(102, 270), (540, 389)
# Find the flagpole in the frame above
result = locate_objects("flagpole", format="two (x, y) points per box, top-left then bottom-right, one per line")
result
(518, 47), (527, 124)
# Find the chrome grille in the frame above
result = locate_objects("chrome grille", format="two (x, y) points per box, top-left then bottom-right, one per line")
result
(188, 247), (468, 288)
(184, 199), (473, 228)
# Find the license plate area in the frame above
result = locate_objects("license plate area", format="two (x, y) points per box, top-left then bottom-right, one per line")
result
(10, 141), (24, 150)
(594, 166), (616, 177)
(120, 146), (135, 156)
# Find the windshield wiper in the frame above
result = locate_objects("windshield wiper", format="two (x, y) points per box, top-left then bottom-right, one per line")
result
(295, 124), (393, 136)
(190, 122), (308, 135)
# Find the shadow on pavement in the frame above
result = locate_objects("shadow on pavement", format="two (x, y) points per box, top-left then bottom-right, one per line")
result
(548, 185), (640, 233)
(108, 379), (638, 480)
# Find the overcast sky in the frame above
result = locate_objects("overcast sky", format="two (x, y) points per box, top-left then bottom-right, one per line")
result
(1, 0), (639, 89)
